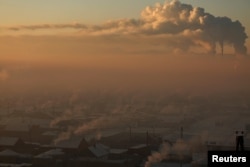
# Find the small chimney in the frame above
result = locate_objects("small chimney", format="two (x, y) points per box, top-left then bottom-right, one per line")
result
(236, 130), (244, 151)
(146, 131), (149, 146)
(180, 126), (183, 139)
(129, 126), (132, 141)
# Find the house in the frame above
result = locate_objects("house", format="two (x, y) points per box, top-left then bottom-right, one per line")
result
(0, 137), (25, 149)
(0, 117), (53, 143)
(128, 144), (150, 157)
(109, 148), (128, 159)
(0, 124), (30, 141)
(35, 148), (65, 159)
(100, 131), (153, 149)
(191, 153), (207, 167)
(0, 149), (29, 157)
(53, 136), (90, 155)
(30, 130), (59, 145)
(33, 148), (65, 167)
(0, 163), (32, 167)
(86, 144), (109, 159)
(0, 149), (31, 164)
(0, 137), (32, 154)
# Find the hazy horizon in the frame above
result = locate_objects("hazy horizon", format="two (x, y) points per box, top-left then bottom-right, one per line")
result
(1, 0), (250, 97)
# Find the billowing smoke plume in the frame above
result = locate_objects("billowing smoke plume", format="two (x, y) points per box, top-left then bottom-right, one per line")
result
(54, 126), (74, 144)
(50, 109), (75, 127)
(145, 137), (200, 167)
(53, 115), (127, 143)
(51, 99), (158, 143)
(139, 0), (248, 55)
(4, 0), (248, 55)
(145, 143), (170, 167)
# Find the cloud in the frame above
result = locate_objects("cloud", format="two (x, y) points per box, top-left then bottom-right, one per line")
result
(1, 0), (248, 55)
(139, 0), (247, 55)
(7, 23), (87, 31)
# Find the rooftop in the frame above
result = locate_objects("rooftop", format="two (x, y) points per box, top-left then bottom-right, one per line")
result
(0, 137), (21, 146)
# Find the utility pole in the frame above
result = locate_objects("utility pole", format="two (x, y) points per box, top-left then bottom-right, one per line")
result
(146, 130), (149, 146)
(180, 126), (183, 139)
(180, 126), (183, 167)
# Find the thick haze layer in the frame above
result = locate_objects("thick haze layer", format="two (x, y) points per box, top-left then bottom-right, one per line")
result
(0, 0), (249, 96)
(1, 41), (250, 96)
(1, 2), (250, 162)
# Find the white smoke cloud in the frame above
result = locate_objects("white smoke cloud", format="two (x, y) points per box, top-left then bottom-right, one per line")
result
(53, 126), (74, 144)
(145, 143), (171, 167)
(50, 109), (74, 127)
(3, 0), (247, 55)
(145, 138), (196, 167)
(7, 23), (87, 31)
(139, 0), (247, 55)
(52, 116), (116, 143)
(52, 103), (145, 143)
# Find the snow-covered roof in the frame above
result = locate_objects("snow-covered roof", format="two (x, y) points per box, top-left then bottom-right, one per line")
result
(95, 143), (110, 151)
(0, 163), (32, 167)
(55, 136), (87, 149)
(192, 153), (207, 165)
(35, 149), (64, 159)
(130, 144), (147, 149)
(0, 149), (28, 157)
(0, 137), (20, 146)
(88, 145), (109, 158)
(110, 149), (127, 154)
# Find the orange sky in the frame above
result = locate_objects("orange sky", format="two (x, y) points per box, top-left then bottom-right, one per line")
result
(0, 35), (250, 96)
(1, 1), (250, 96)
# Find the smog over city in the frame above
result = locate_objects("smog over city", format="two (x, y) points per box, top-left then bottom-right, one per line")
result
(0, 0), (250, 167)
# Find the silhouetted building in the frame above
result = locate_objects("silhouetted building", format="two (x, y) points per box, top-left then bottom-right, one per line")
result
(0, 137), (26, 150)
(128, 144), (150, 157)
(54, 136), (90, 155)
(236, 131), (244, 151)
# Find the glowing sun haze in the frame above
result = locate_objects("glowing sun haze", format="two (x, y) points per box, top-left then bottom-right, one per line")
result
(0, 0), (250, 95)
